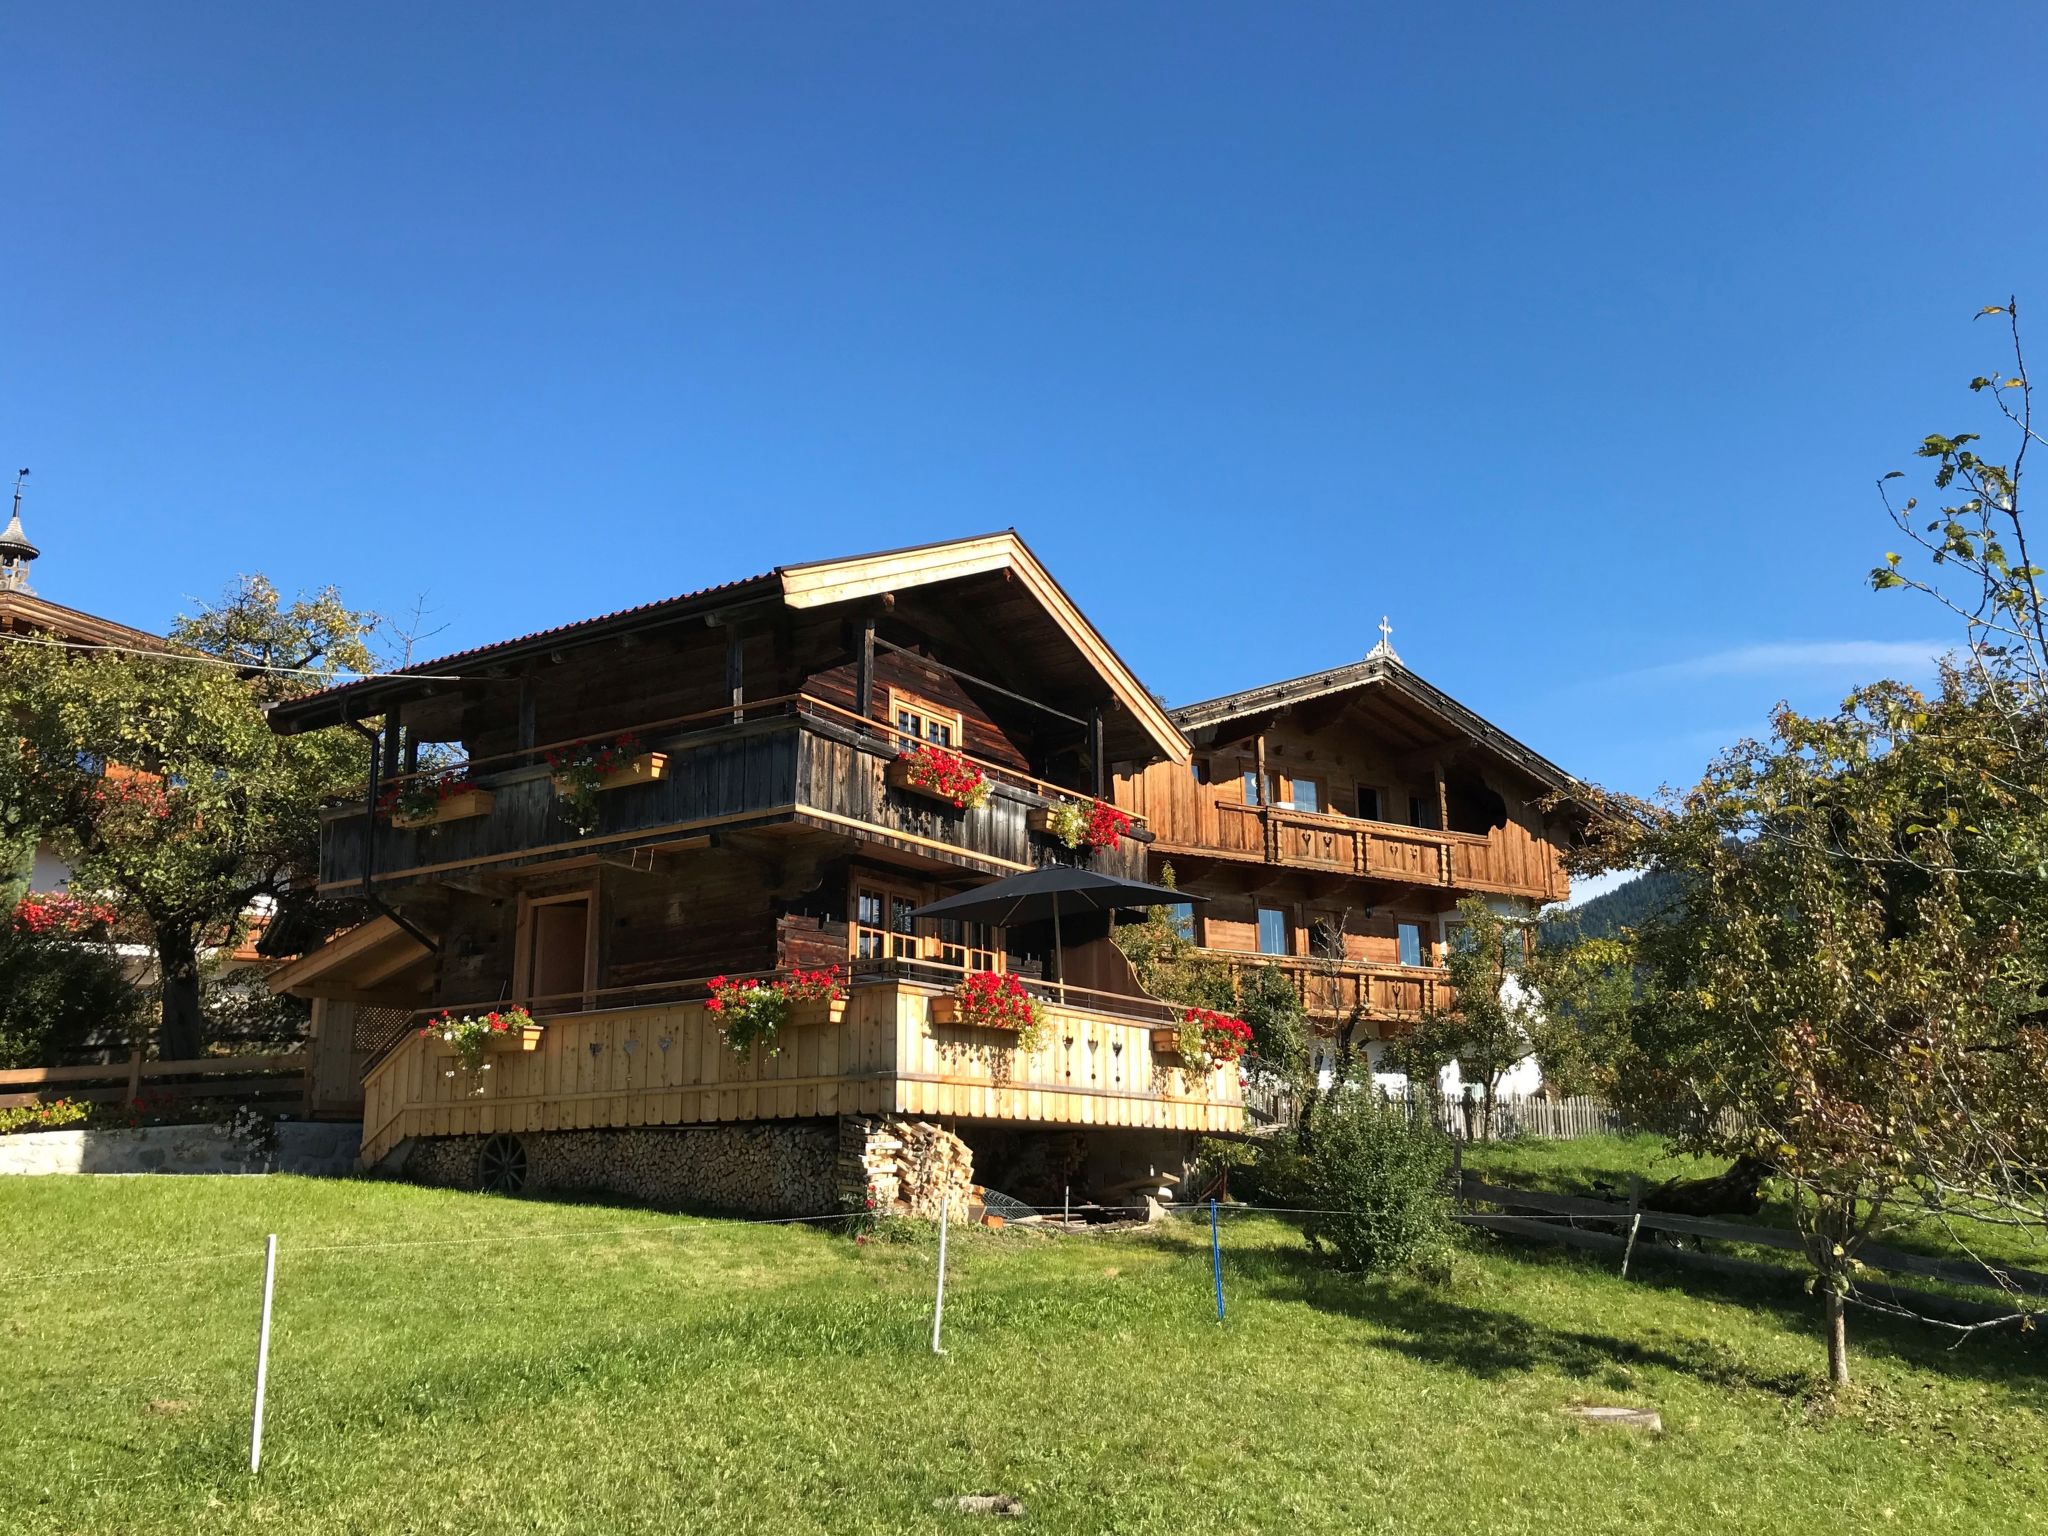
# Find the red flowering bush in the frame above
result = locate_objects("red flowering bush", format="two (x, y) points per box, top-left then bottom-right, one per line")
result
(546, 733), (646, 835)
(1175, 1007), (1254, 1073)
(380, 769), (477, 823)
(953, 970), (1047, 1053)
(708, 967), (846, 1057)
(11, 893), (118, 938)
(419, 1006), (536, 1092)
(896, 744), (989, 811)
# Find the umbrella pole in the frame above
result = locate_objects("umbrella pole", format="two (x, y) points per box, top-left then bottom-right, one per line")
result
(1054, 905), (1065, 1006)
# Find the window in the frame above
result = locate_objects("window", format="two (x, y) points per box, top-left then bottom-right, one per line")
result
(854, 882), (922, 961)
(1355, 785), (1382, 821)
(1309, 914), (1345, 960)
(1166, 902), (1196, 942)
(854, 877), (1002, 970)
(889, 690), (961, 753)
(1241, 769), (1263, 806)
(1397, 921), (1425, 969)
(1409, 793), (1437, 830)
(1291, 779), (1320, 813)
(1257, 906), (1289, 956)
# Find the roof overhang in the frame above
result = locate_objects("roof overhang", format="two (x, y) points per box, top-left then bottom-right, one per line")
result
(266, 531), (1189, 766)
(780, 532), (1187, 766)
(265, 915), (433, 1000)
(1174, 656), (1587, 811)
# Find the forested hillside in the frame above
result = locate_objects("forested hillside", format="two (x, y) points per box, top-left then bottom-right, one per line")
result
(1542, 867), (1683, 944)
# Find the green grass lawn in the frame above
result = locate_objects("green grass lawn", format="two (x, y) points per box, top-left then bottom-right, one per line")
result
(1465, 1133), (2048, 1276)
(3, 1175), (2044, 1535)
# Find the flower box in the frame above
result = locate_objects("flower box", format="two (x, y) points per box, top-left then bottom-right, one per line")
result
(1026, 807), (1058, 835)
(393, 787), (494, 829)
(929, 995), (962, 1025)
(553, 751), (667, 797)
(426, 1022), (543, 1057)
(786, 996), (848, 1029)
(1150, 1027), (1184, 1056)
(887, 758), (955, 805)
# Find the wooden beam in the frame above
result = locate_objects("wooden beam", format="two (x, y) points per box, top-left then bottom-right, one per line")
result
(727, 623), (744, 724)
(855, 616), (875, 724)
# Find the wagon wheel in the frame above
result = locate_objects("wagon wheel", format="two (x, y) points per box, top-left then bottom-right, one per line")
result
(478, 1134), (528, 1195)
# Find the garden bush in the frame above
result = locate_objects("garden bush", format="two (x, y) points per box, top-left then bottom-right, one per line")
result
(1301, 1091), (1456, 1277)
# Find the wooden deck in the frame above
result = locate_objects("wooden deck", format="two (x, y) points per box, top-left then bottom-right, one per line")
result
(358, 979), (1243, 1166)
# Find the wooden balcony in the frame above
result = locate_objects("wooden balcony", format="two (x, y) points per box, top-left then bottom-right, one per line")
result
(358, 976), (1243, 1166)
(1134, 784), (1560, 902)
(1210, 951), (1454, 1025)
(318, 701), (1147, 891)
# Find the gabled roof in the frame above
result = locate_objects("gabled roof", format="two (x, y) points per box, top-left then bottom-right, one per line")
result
(266, 531), (1189, 765)
(1172, 655), (1584, 801)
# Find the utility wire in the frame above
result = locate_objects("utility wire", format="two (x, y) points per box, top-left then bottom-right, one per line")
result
(0, 629), (487, 685)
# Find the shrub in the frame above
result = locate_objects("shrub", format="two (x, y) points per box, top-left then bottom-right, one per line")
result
(0, 916), (144, 1069)
(0, 1098), (92, 1135)
(1302, 1091), (1456, 1277)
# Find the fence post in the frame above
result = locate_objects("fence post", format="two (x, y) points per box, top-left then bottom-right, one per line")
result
(931, 1190), (950, 1355)
(1209, 1198), (1225, 1324)
(249, 1235), (278, 1474)
(1620, 1176), (1643, 1280)
(125, 1046), (144, 1104)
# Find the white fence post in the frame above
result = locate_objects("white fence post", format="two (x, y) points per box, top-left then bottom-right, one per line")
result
(931, 1191), (950, 1355)
(249, 1234), (278, 1474)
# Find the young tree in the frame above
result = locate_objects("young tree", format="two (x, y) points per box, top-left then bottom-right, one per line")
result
(1382, 896), (1541, 1137)
(0, 579), (375, 1058)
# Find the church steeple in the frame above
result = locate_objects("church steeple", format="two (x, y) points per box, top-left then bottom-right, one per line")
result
(0, 470), (39, 594)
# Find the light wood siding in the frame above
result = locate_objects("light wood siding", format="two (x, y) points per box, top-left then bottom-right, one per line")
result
(358, 981), (1242, 1167)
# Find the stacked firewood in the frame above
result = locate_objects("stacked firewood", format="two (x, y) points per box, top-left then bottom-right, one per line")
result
(895, 1120), (975, 1220)
(837, 1116), (975, 1220)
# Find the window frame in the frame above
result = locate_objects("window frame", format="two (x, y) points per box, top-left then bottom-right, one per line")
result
(888, 689), (964, 754)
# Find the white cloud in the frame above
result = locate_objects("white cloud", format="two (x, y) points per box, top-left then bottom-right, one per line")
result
(1631, 640), (1954, 682)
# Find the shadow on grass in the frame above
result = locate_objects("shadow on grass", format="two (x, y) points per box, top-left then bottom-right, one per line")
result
(1141, 1221), (2046, 1397)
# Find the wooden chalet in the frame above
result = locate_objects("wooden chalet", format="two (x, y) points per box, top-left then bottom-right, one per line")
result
(1111, 624), (1586, 1065)
(267, 533), (1241, 1206)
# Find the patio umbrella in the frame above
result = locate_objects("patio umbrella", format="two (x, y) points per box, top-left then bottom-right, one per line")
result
(906, 867), (1206, 996)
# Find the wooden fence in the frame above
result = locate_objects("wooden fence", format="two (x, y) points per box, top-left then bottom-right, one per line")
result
(1461, 1174), (2046, 1328)
(0, 1051), (308, 1114)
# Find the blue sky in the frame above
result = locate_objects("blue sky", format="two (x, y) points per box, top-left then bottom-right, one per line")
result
(8, 3), (2044, 813)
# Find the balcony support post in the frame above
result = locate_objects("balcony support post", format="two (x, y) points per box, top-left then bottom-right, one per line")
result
(855, 617), (875, 725)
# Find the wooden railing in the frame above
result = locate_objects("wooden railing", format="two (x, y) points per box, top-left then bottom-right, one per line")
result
(358, 975), (1242, 1166)
(319, 702), (1148, 890)
(0, 1051), (308, 1113)
(1210, 951), (1454, 1021)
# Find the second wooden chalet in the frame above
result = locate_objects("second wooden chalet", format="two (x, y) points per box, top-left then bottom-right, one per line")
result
(1111, 625), (1586, 1075)
(267, 533), (1236, 1213)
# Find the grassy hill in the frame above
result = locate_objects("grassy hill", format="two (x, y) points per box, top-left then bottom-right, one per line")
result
(2, 1176), (2042, 1534)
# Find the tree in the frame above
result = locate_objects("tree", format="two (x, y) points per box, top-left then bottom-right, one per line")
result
(1382, 896), (1541, 1137)
(0, 578), (375, 1058)
(1570, 676), (2048, 1385)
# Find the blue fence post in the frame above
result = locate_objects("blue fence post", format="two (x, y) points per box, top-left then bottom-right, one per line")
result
(1210, 1197), (1225, 1324)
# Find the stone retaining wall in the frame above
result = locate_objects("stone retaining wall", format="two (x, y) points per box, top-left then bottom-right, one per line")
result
(0, 1120), (366, 1177)
(0, 1124), (269, 1176)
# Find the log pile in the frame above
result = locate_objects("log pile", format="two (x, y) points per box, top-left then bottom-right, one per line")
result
(837, 1115), (976, 1220)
